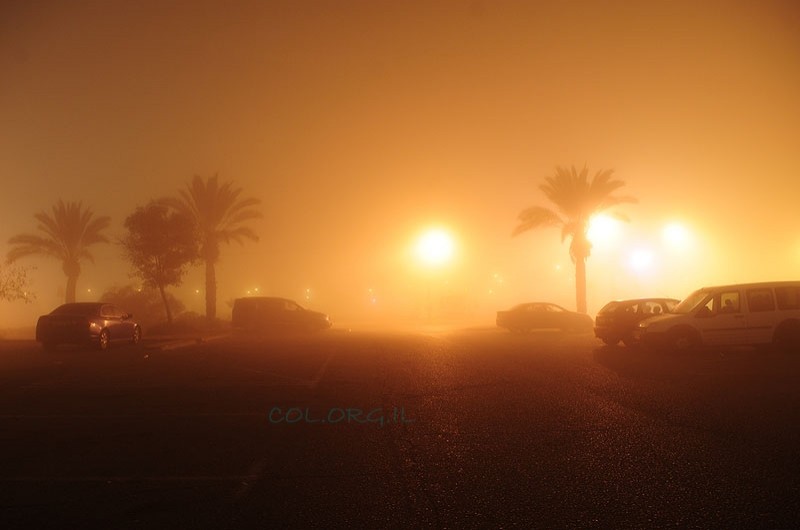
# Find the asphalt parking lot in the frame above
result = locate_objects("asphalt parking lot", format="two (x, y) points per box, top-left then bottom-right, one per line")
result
(1, 328), (799, 528)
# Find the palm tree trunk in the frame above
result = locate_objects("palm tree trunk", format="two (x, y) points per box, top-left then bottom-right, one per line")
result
(205, 259), (216, 319)
(575, 257), (587, 314)
(65, 274), (78, 303)
(158, 283), (174, 323)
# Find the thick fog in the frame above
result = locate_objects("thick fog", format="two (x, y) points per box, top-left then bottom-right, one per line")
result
(1, 1), (799, 331)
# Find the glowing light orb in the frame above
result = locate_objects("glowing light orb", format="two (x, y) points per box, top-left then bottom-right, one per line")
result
(628, 248), (654, 273)
(662, 222), (692, 250)
(415, 228), (455, 266)
(587, 214), (622, 246)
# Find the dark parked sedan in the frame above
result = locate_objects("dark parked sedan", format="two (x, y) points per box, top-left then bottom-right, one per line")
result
(594, 297), (679, 346)
(496, 302), (594, 333)
(232, 297), (332, 332)
(36, 302), (142, 351)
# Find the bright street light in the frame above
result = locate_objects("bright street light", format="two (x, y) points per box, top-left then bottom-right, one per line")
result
(415, 228), (455, 267)
(662, 222), (693, 251)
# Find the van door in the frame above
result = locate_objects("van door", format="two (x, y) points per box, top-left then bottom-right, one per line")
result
(696, 290), (748, 346)
(744, 288), (777, 344)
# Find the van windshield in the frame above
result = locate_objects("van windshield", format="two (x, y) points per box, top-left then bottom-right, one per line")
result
(672, 289), (710, 314)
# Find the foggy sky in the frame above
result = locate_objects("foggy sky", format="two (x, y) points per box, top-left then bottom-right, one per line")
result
(2, 0), (799, 327)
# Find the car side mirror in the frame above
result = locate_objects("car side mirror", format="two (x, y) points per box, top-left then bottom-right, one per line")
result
(124, 313), (133, 320)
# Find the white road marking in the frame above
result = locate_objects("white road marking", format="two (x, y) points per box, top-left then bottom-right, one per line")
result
(231, 457), (271, 499)
(309, 351), (334, 388)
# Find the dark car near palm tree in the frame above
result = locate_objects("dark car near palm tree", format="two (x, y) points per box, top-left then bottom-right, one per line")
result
(36, 302), (142, 351)
(496, 302), (593, 333)
(232, 297), (332, 332)
(594, 297), (679, 346)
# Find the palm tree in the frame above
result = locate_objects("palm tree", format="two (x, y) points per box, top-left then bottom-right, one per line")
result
(161, 174), (261, 319)
(7, 200), (111, 303)
(513, 165), (636, 314)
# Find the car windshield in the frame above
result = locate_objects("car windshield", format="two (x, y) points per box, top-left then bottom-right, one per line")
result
(672, 290), (710, 314)
(50, 303), (101, 316)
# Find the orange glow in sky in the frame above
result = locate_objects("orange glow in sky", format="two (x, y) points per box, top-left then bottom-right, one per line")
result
(1, 1), (799, 328)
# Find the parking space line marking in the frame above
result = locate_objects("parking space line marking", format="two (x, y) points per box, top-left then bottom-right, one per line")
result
(309, 352), (334, 388)
(232, 457), (270, 499)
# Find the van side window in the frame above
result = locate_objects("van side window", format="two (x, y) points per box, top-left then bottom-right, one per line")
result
(775, 287), (800, 310)
(747, 289), (775, 312)
(715, 292), (740, 313)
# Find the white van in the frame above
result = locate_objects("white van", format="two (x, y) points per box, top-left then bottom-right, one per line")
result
(635, 281), (800, 351)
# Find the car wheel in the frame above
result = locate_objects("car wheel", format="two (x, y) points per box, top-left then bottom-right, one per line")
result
(98, 329), (110, 351)
(131, 326), (142, 345)
(622, 334), (639, 347)
(669, 327), (699, 352)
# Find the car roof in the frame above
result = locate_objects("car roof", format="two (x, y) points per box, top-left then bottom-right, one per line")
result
(234, 296), (294, 303)
(607, 298), (680, 304)
(55, 302), (105, 309)
(694, 281), (800, 291)
(51, 302), (106, 314)
(511, 302), (568, 310)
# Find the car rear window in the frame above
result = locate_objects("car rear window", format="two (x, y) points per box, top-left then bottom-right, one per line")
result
(598, 302), (621, 314)
(234, 298), (288, 312)
(234, 298), (258, 309)
(50, 303), (101, 316)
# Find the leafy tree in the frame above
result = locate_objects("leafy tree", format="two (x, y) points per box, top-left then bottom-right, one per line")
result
(100, 284), (186, 329)
(0, 264), (35, 303)
(161, 174), (261, 319)
(7, 200), (110, 303)
(513, 165), (636, 313)
(120, 203), (199, 323)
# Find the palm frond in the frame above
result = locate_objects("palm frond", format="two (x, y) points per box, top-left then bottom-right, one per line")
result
(164, 174), (262, 249)
(219, 226), (260, 245)
(6, 201), (109, 272)
(7, 235), (65, 261)
(512, 206), (564, 236)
